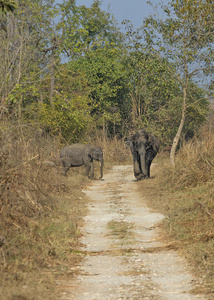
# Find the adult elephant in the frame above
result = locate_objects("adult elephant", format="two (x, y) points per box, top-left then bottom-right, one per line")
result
(125, 129), (159, 180)
(59, 143), (104, 179)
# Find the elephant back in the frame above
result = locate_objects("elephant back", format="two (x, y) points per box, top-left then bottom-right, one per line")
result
(60, 143), (88, 158)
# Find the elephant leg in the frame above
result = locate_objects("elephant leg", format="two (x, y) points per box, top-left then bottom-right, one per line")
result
(99, 161), (103, 179)
(89, 161), (95, 179)
(133, 159), (144, 180)
(144, 158), (151, 179)
(145, 159), (152, 178)
(85, 164), (91, 178)
(62, 167), (70, 176)
(135, 173), (144, 180)
(85, 161), (95, 179)
(146, 148), (157, 178)
(61, 158), (70, 176)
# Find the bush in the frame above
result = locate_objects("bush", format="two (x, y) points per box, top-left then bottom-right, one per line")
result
(24, 94), (92, 143)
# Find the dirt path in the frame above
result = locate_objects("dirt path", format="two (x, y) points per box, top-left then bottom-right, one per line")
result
(57, 165), (206, 299)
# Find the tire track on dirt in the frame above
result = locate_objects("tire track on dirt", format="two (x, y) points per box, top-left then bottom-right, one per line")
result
(57, 165), (206, 300)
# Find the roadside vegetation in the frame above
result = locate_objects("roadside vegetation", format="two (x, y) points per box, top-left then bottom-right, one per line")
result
(0, 0), (214, 299)
(0, 121), (130, 299)
(141, 108), (214, 298)
(0, 123), (87, 299)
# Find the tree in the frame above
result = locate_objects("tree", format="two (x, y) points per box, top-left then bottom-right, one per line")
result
(57, 0), (124, 59)
(0, 0), (16, 13)
(57, 0), (129, 137)
(119, 25), (208, 145)
(143, 0), (213, 166)
(123, 50), (181, 133)
(71, 47), (130, 137)
(0, 0), (57, 116)
(35, 65), (92, 142)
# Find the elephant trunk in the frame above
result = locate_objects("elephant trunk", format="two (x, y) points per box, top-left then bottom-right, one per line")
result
(139, 150), (148, 177)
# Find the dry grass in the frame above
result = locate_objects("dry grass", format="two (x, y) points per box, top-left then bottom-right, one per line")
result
(138, 125), (214, 298)
(167, 135), (214, 189)
(88, 135), (131, 167)
(0, 122), (88, 299)
(0, 123), (130, 299)
(2, 116), (213, 298)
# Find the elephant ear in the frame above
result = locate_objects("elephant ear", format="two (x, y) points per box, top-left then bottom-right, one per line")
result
(124, 136), (131, 148)
(125, 135), (134, 152)
(146, 134), (153, 149)
(153, 137), (160, 153)
(147, 134), (160, 152)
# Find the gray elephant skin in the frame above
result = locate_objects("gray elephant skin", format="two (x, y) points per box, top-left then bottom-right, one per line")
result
(125, 129), (159, 180)
(59, 143), (104, 179)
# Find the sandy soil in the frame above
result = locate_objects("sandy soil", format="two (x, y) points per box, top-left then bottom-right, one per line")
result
(57, 165), (206, 300)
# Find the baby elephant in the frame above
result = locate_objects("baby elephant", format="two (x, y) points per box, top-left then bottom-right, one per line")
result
(59, 143), (104, 179)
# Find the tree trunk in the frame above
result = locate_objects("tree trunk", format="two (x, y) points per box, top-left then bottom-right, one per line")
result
(130, 92), (137, 126)
(170, 86), (187, 167)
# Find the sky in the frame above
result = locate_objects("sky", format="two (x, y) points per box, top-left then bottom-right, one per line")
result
(76, 0), (154, 30)
(56, 0), (169, 32)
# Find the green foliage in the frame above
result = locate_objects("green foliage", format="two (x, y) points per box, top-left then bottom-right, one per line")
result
(57, 0), (124, 58)
(123, 50), (180, 130)
(72, 47), (129, 112)
(26, 91), (92, 142)
(7, 82), (39, 106)
(143, 0), (214, 86)
(0, 0), (57, 108)
(141, 0), (212, 163)
(59, 0), (129, 137)
(0, 0), (17, 13)
(121, 48), (208, 145)
(0, 0), (212, 147)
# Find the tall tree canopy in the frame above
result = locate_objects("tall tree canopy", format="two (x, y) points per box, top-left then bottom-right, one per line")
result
(57, 0), (124, 58)
(142, 0), (213, 165)
(0, 0), (211, 145)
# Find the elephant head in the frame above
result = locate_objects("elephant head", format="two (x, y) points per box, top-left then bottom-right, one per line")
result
(125, 129), (159, 180)
(87, 146), (104, 179)
(124, 135), (135, 153)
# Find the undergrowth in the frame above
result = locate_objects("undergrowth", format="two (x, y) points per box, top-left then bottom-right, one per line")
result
(162, 129), (214, 295)
(0, 123), (88, 299)
(140, 119), (214, 298)
(0, 122), (129, 299)
(3, 114), (213, 298)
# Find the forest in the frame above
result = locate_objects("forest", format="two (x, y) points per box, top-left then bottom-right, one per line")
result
(1, 0), (213, 147)
(0, 0), (214, 299)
